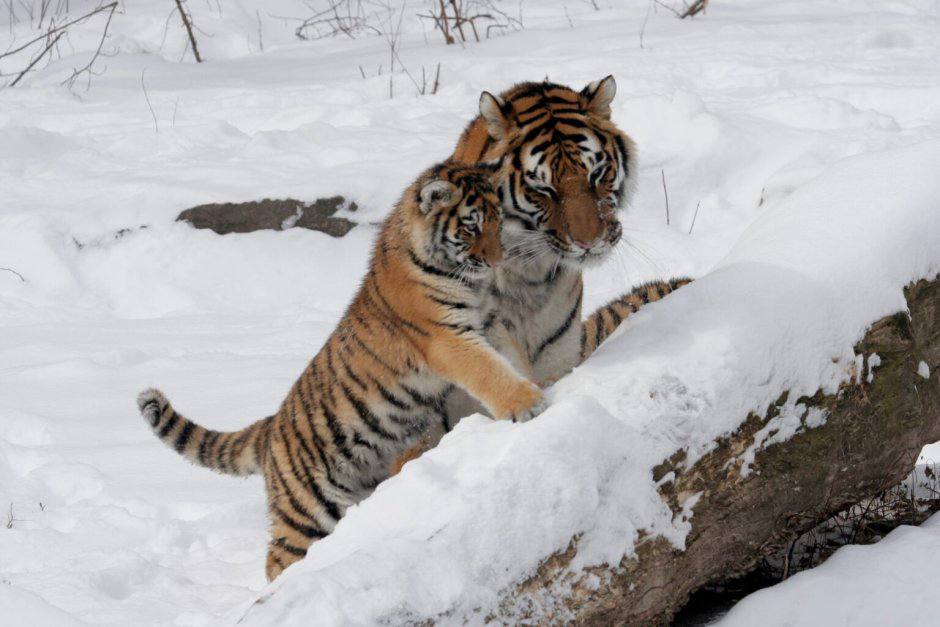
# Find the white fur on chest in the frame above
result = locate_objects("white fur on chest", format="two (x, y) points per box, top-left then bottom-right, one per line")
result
(491, 255), (583, 384)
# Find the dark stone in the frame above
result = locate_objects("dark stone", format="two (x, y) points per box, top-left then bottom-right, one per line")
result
(176, 196), (359, 238)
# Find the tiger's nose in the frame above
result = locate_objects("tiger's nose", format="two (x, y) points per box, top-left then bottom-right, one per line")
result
(571, 236), (602, 250)
(572, 231), (613, 249)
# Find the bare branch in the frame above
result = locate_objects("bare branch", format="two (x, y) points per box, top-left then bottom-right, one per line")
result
(661, 169), (670, 226)
(173, 0), (203, 63)
(0, 267), (26, 282)
(688, 200), (701, 234)
(639, 0), (652, 49)
(9, 30), (61, 86)
(62, 0), (117, 90)
(140, 68), (158, 133)
(420, 0), (522, 45)
(0, 1), (115, 61)
(679, 0), (708, 18)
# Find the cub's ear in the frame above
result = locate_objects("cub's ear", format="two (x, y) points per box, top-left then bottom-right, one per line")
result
(581, 75), (617, 118)
(479, 91), (512, 139)
(419, 179), (460, 214)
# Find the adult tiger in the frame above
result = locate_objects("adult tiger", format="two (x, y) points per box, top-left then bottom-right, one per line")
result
(451, 75), (691, 391)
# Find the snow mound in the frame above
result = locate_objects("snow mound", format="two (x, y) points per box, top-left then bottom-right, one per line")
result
(241, 141), (940, 624)
(719, 513), (940, 627)
(0, 586), (84, 627)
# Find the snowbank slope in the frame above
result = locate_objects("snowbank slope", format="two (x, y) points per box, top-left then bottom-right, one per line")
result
(241, 141), (940, 624)
(720, 512), (940, 627)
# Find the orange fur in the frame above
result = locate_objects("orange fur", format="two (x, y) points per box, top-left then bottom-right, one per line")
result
(389, 79), (692, 470)
(137, 161), (542, 580)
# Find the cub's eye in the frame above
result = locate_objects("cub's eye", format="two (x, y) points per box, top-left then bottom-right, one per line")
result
(589, 162), (611, 189)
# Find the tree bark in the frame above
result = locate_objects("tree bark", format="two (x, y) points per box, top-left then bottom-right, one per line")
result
(508, 275), (940, 625)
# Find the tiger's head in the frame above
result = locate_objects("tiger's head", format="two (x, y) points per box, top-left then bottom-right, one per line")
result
(405, 161), (504, 278)
(455, 75), (636, 269)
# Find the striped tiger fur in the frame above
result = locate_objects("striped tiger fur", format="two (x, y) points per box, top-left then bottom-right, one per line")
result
(137, 161), (544, 581)
(579, 278), (692, 359)
(389, 78), (692, 474)
(449, 75), (691, 394)
(389, 78), (693, 474)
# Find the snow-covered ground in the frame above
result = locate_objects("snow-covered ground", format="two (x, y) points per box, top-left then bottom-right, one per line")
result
(1, 0), (939, 624)
(720, 513), (940, 627)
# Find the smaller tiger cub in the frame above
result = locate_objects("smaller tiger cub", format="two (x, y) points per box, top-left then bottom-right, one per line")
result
(137, 160), (545, 581)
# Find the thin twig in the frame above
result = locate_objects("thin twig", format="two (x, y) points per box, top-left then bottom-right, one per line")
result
(256, 9), (263, 52)
(430, 61), (441, 95)
(652, 0), (681, 17)
(0, 1), (116, 61)
(173, 0), (202, 63)
(639, 0), (652, 49)
(140, 68), (158, 132)
(0, 267), (25, 282)
(9, 31), (61, 86)
(62, 0), (117, 90)
(679, 0), (708, 18)
(688, 200), (701, 234)
(661, 169), (670, 226)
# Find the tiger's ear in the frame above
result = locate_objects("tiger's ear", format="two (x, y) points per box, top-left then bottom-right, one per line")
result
(581, 75), (617, 118)
(419, 179), (460, 215)
(479, 91), (512, 139)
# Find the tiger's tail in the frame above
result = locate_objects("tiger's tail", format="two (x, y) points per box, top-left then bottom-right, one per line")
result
(136, 388), (271, 476)
(580, 277), (692, 361)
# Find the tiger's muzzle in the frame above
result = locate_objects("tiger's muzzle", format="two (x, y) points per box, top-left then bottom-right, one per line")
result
(547, 176), (623, 266)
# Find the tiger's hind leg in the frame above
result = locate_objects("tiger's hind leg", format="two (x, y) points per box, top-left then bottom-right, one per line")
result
(264, 489), (333, 581)
(262, 437), (344, 581)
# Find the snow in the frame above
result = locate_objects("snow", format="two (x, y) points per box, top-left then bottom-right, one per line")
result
(2, 0), (940, 624)
(918, 360), (930, 380)
(718, 512), (940, 627)
(239, 139), (940, 626)
(867, 353), (881, 383)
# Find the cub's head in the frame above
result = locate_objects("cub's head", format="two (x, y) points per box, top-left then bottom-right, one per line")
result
(407, 161), (503, 278)
(459, 75), (636, 269)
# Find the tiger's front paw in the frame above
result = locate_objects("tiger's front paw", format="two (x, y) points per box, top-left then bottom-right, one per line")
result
(495, 382), (546, 423)
(509, 396), (548, 423)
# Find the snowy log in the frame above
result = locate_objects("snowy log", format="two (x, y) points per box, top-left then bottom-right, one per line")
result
(240, 144), (940, 627)
(512, 275), (940, 624)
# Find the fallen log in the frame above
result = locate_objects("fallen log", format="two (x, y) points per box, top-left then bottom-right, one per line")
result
(512, 275), (939, 625)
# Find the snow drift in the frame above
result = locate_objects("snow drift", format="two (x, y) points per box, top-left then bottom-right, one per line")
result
(240, 142), (940, 624)
(720, 515), (940, 626)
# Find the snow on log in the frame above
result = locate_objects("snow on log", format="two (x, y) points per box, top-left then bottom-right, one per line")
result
(239, 142), (940, 626)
